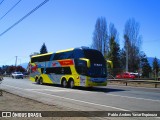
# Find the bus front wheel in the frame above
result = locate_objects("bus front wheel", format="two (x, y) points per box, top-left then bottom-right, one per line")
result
(39, 77), (43, 85)
(35, 77), (39, 84)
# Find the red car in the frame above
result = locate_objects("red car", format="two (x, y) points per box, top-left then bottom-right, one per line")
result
(116, 72), (136, 79)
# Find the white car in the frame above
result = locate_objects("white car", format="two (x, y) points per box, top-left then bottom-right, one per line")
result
(12, 72), (24, 79)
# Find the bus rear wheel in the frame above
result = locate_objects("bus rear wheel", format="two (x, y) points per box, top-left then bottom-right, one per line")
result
(62, 79), (67, 88)
(69, 80), (74, 89)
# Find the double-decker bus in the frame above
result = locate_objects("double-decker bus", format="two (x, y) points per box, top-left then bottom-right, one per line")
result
(29, 47), (107, 88)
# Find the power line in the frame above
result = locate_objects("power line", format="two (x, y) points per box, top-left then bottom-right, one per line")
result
(0, 0), (5, 6)
(0, 57), (15, 65)
(0, 0), (50, 37)
(0, 56), (29, 65)
(0, 0), (22, 21)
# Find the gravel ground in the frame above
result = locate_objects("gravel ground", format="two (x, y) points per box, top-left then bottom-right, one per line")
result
(0, 91), (92, 120)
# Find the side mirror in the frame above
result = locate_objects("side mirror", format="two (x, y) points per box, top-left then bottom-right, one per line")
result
(79, 58), (90, 68)
(77, 60), (87, 67)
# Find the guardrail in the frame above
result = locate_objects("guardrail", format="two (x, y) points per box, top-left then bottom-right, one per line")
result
(108, 79), (160, 88)
(0, 75), (3, 96)
(3, 75), (29, 78)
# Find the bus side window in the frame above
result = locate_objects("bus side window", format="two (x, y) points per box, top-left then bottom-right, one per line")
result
(73, 49), (86, 75)
(73, 49), (84, 59)
(54, 51), (73, 60)
(74, 59), (87, 75)
(64, 51), (73, 59)
(31, 54), (52, 62)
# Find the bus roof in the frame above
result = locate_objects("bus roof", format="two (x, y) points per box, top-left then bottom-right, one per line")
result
(56, 48), (74, 53)
(31, 52), (53, 58)
(31, 47), (91, 58)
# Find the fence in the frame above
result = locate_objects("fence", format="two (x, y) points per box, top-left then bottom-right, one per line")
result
(108, 79), (160, 88)
(107, 68), (160, 80)
(0, 75), (3, 96)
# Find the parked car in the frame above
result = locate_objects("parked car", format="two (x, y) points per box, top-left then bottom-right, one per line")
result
(116, 72), (136, 79)
(0, 72), (3, 81)
(12, 72), (24, 79)
(158, 71), (160, 81)
(130, 72), (141, 78)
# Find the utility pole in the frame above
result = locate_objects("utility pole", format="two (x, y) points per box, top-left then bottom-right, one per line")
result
(126, 43), (128, 72)
(124, 35), (129, 72)
(15, 56), (17, 67)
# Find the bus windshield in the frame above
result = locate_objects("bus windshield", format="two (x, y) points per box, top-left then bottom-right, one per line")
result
(75, 49), (107, 78)
(84, 49), (106, 64)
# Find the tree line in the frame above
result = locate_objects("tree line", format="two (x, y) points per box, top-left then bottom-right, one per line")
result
(0, 65), (27, 75)
(39, 21), (160, 78)
(0, 43), (48, 75)
(92, 17), (159, 78)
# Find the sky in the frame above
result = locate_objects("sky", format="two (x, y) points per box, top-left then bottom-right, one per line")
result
(0, 0), (160, 66)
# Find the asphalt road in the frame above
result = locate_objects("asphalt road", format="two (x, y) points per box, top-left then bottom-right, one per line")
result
(1, 77), (160, 119)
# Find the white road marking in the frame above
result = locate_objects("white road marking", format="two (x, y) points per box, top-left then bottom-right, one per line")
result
(26, 89), (160, 102)
(27, 89), (71, 92)
(2, 84), (129, 111)
(3, 84), (160, 102)
(26, 88), (87, 93)
(107, 93), (160, 102)
(30, 90), (129, 111)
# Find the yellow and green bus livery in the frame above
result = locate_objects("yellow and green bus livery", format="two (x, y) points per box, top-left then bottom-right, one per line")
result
(29, 47), (107, 88)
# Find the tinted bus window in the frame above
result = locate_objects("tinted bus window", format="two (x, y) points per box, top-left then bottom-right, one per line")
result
(31, 54), (52, 62)
(45, 67), (71, 74)
(54, 51), (73, 60)
(73, 49), (84, 59)
(84, 49), (105, 64)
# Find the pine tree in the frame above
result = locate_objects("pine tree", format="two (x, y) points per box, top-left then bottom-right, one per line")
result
(107, 23), (121, 76)
(108, 35), (121, 76)
(40, 43), (48, 54)
(153, 57), (159, 77)
(141, 53), (152, 78)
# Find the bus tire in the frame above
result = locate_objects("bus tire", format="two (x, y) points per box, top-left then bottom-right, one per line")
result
(35, 77), (39, 84)
(69, 79), (74, 89)
(39, 77), (43, 85)
(61, 78), (67, 88)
